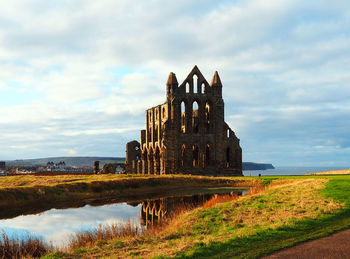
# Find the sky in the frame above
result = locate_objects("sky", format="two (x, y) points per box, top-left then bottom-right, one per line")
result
(0, 0), (349, 166)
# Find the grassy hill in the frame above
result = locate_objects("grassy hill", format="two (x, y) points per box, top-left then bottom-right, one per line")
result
(5, 157), (273, 170)
(6, 157), (125, 167)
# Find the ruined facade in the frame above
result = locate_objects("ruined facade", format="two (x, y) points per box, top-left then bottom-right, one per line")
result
(126, 66), (242, 176)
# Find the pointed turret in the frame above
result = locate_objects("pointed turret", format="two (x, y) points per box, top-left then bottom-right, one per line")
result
(210, 71), (222, 87)
(210, 71), (222, 96)
(166, 72), (178, 86)
(166, 72), (178, 99)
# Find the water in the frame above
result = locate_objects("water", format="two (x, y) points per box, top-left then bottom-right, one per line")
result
(0, 189), (246, 247)
(0, 203), (142, 247)
(243, 166), (349, 176)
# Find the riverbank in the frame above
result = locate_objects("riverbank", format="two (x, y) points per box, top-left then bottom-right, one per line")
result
(0, 174), (257, 219)
(42, 175), (350, 258)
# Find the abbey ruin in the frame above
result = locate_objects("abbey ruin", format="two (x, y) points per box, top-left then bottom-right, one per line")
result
(125, 66), (242, 176)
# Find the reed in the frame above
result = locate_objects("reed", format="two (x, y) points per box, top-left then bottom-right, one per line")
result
(202, 181), (265, 208)
(67, 221), (142, 250)
(247, 184), (267, 195)
(0, 230), (49, 258)
(203, 193), (240, 208)
(67, 202), (199, 251)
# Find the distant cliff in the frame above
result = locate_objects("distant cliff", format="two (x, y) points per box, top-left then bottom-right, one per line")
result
(242, 162), (275, 171)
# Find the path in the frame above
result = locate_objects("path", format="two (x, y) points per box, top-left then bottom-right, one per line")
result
(263, 228), (350, 259)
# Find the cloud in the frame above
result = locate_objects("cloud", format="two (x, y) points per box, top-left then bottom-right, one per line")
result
(60, 149), (77, 155)
(0, 0), (349, 166)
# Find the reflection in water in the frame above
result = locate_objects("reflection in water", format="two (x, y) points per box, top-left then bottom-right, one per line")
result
(0, 190), (245, 247)
(0, 203), (142, 247)
(140, 191), (244, 227)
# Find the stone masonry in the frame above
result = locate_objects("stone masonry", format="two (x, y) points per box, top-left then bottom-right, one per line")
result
(125, 66), (242, 176)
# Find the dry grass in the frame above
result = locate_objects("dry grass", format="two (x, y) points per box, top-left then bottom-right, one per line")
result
(67, 178), (343, 258)
(308, 168), (350, 175)
(0, 174), (251, 189)
(201, 180), (267, 209)
(68, 221), (142, 251)
(0, 174), (139, 189)
(0, 230), (49, 258)
(203, 193), (240, 208)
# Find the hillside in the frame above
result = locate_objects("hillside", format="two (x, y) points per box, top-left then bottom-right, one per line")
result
(5, 157), (274, 170)
(6, 157), (125, 167)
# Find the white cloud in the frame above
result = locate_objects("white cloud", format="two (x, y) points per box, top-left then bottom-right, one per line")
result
(61, 127), (139, 137)
(9, 145), (28, 149)
(0, 0), (349, 165)
(60, 149), (77, 155)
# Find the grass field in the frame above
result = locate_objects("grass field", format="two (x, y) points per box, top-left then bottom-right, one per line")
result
(0, 174), (255, 189)
(1, 173), (350, 258)
(308, 168), (350, 175)
(37, 174), (350, 258)
(177, 176), (350, 258)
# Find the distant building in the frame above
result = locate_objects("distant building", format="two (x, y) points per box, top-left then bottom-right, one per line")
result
(0, 161), (6, 176)
(0, 162), (5, 170)
(46, 161), (67, 170)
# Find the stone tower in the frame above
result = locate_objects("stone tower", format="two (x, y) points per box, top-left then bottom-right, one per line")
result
(126, 66), (242, 176)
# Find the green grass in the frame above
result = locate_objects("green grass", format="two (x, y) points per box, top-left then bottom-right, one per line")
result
(175, 175), (350, 258)
(323, 175), (350, 205)
(57, 176), (346, 258)
(41, 253), (64, 259)
(26, 175), (350, 258)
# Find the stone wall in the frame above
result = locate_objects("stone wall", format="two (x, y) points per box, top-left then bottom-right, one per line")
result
(126, 66), (242, 176)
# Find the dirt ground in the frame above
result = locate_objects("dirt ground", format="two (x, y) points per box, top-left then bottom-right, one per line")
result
(263, 228), (350, 259)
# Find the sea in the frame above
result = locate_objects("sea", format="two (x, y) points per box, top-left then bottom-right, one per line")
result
(243, 166), (349, 177)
